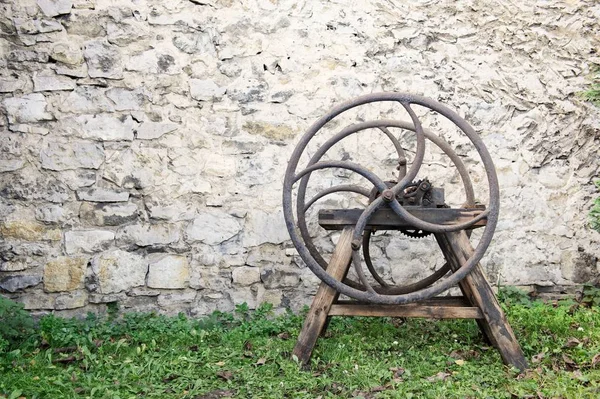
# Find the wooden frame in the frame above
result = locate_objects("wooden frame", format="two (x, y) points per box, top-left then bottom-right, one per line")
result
(293, 227), (528, 371)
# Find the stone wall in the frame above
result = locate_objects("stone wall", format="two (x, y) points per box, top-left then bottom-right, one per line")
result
(0, 0), (599, 317)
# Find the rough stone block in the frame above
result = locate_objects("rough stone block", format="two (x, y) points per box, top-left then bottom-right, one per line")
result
(125, 50), (180, 75)
(0, 159), (26, 172)
(260, 267), (300, 289)
(83, 40), (123, 79)
(33, 72), (76, 92)
(37, 0), (73, 17)
(76, 187), (129, 202)
(105, 88), (144, 111)
(0, 220), (61, 241)
(242, 209), (288, 247)
(40, 141), (104, 171)
(44, 256), (87, 292)
(231, 266), (261, 286)
(146, 254), (190, 289)
(55, 290), (87, 310)
(136, 121), (178, 140)
(0, 275), (42, 292)
(79, 202), (138, 226)
(50, 42), (82, 65)
(186, 212), (242, 245)
(117, 224), (180, 247)
(59, 87), (114, 114)
(0, 261), (29, 272)
(21, 293), (55, 310)
(91, 249), (146, 294)
(64, 230), (115, 254)
(3, 93), (53, 124)
(157, 290), (196, 307)
(74, 114), (135, 141)
(190, 79), (226, 101)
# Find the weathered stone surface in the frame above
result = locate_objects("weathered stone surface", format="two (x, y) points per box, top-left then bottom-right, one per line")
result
(50, 42), (83, 64)
(232, 266), (261, 286)
(0, 169), (70, 203)
(147, 254), (190, 289)
(126, 50), (181, 75)
(35, 204), (70, 224)
(189, 79), (226, 101)
(91, 249), (146, 294)
(243, 209), (288, 247)
(33, 72), (76, 92)
(3, 93), (53, 124)
(0, 275), (42, 292)
(59, 87), (114, 113)
(58, 169), (96, 190)
(0, 261), (29, 272)
(79, 202), (138, 226)
(44, 256), (86, 292)
(0, 159), (26, 172)
(145, 196), (196, 221)
(157, 290), (197, 308)
(107, 20), (149, 47)
(40, 141), (104, 171)
(186, 212), (242, 245)
(55, 291), (87, 309)
(74, 114), (135, 141)
(117, 224), (180, 247)
(0, 220), (60, 241)
(21, 294), (55, 310)
(105, 88), (144, 111)
(242, 121), (297, 141)
(0, 0), (599, 317)
(83, 40), (123, 79)
(37, 0), (73, 17)
(260, 267), (300, 289)
(64, 230), (115, 254)
(0, 78), (27, 93)
(136, 121), (178, 140)
(76, 187), (129, 202)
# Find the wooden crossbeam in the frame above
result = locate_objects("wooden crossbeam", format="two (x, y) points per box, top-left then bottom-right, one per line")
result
(328, 303), (483, 319)
(318, 207), (486, 230)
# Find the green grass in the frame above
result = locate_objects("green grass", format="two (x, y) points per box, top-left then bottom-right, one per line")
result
(581, 66), (600, 106)
(1, 301), (600, 399)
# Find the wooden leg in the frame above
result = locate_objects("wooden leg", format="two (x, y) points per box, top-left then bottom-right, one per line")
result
(435, 231), (528, 371)
(293, 228), (354, 366)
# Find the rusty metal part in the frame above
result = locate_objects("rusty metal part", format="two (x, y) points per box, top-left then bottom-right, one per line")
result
(283, 92), (500, 305)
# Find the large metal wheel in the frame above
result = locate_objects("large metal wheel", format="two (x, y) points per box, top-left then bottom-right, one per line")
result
(282, 93), (499, 305)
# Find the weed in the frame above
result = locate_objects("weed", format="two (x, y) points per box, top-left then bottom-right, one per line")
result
(0, 296), (34, 348)
(1, 302), (600, 398)
(590, 180), (600, 232)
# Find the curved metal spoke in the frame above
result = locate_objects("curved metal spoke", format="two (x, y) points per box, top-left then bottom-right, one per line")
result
(304, 185), (371, 211)
(362, 230), (389, 287)
(352, 250), (376, 294)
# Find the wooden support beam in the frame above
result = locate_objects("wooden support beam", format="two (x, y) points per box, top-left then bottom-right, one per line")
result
(292, 227), (354, 366)
(329, 304), (483, 319)
(435, 231), (528, 371)
(318, 207), (486, 231)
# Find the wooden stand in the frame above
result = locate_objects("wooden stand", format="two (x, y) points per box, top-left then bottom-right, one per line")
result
(293, 227), (528, 371)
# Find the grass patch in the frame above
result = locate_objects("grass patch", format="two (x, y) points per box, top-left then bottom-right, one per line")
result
(1, 301), (599, 398)
(580, 66), (600, 106)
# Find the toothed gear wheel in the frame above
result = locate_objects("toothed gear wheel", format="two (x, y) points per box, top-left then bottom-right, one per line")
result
(399, 228), (431, 238)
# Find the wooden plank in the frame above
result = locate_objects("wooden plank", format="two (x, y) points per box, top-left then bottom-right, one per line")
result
(292, 227), (354, 366)
(435, 231), (528, 371)
(329, 304), (483, 319)
(319, 207), (487, 230)
(335, 296), (471, 307)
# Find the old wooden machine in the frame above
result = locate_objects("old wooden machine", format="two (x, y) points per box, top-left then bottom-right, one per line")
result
(282, 93), (527, 370)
